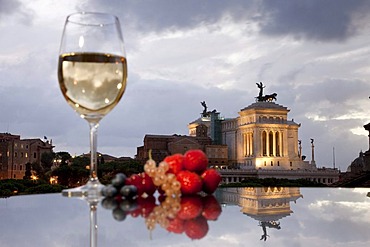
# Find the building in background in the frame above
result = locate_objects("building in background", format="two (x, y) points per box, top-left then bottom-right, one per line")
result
(136, 134), (228, 168)
(0, 133), (54, 179)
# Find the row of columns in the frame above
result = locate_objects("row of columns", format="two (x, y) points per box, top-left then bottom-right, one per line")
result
(243, 132), (253, 156)
(243, 130), (284, 157)
(262, 130), (283, 157)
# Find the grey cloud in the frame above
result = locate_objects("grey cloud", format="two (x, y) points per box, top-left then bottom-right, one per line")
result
(85, 0), (255, 31)
(87, 0), (370, 42)
(258, 0), (370, 41)
(297, 78), (370, 105)
(0, 0), (33, 25)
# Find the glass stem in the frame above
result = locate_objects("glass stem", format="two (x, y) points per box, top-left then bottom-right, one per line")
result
(89, 121), (100, 182)
(90, 203), (98, 247)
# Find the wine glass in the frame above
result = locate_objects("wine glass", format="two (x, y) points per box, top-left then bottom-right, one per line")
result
(58, 12), (127, 199)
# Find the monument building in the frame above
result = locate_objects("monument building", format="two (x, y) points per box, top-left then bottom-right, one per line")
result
(188, 83), (339, 184)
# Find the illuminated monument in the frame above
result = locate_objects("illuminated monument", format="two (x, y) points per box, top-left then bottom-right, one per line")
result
(217, 187), (302, 241)
(189, 83), (339, 184)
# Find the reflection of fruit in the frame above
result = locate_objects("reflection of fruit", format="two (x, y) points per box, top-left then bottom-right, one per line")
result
(183, 150), (208, 174)
(166, 217), (185, 234)
(112, 207), (127, 221)
(177, 196), (203, 220)
(184, 216), (209, 240)
(164, 153), (184, 175)
(201, 168), (222, 194)
(201, 195), (222, 221)
(137, 195), (156, 218)
(176, 170), (202, 195)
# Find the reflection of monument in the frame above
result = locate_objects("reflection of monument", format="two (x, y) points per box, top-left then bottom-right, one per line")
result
(216, 187), (302, 241)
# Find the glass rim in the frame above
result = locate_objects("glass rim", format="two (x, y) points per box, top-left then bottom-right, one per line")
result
(66, 12), (119, 26)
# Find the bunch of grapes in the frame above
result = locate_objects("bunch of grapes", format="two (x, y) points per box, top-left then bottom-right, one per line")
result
(144, 158), (181, 198)
(101, 173), (139, 221)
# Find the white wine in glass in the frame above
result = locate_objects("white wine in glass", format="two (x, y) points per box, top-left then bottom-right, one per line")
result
(58, 12), (127, 199)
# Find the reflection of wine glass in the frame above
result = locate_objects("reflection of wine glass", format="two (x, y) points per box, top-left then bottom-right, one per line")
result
(58, 12), (127, 198)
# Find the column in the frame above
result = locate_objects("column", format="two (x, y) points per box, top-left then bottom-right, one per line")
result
(266, 130), (270, 157)
(279, 132), (283, 157)
(273, 131), (276, 157)
(250, 133), (253, 156)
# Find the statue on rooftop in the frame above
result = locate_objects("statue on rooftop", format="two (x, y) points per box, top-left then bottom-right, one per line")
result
(201, 101), (209, 117)
(255, 82), (277, 102)
(256, 82), (265, 101)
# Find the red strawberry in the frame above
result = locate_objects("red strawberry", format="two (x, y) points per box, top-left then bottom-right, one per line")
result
(176, 170), (203, 195)
(164, 153), (184, 175)
(201, 195), (222, 221)
(177, 195), (203, 220)
(166, 217), (185, 234)
(184, 216), (209, 240)
(201, 168), (221, 194)
(183, 149), (208, 174)
(140, 172), (156, 196)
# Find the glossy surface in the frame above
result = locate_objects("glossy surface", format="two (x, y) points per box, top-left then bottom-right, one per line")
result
(1, 187), (369, 247)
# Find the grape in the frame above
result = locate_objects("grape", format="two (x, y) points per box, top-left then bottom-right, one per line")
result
(119, 200), (138, 212)
(101, 197), (118, 210)
(101, 185), (118, 197)
(112, 173), (127, 188)
(120, 185), (138, 199)
(112, 208), (127, 221)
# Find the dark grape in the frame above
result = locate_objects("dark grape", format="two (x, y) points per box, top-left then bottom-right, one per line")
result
(101, 185), (118, 197)
(112, 207), (127, 221)
(101, 197), (118, 210)
(112, 173), (127, 188)
(119, 200), (138, 212)
(120, 185), (138, 199)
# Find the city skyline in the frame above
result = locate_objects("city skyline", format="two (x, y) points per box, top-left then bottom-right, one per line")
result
(1, 0), (370, 170)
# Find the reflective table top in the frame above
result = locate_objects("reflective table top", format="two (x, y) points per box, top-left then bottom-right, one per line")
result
(0, 187), (369, 247)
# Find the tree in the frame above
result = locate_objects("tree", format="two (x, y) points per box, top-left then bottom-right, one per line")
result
(41, 152), (55, 171)
(55, 151), (72, 166)
(23, 162), (32, 180)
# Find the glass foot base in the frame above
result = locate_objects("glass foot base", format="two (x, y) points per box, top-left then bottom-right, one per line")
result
(62, 180), (105, 203)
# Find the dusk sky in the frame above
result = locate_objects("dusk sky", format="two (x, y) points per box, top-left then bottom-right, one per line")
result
(2, 0), (370, 170)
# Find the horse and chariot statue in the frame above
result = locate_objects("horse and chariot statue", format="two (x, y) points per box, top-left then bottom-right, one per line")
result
(255, 82), (277, 102)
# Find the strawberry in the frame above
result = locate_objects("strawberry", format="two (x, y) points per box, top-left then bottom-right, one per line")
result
(164, 153), (184, 175)
(176, 170), (203, 195)
(184, 216), (209, 240)
(183, 149), (208, 174)
(201, 195), (222, 221)
(166, 217), (185, 234)
(201, 168), (221, 194)
(177, 195), (203, 220)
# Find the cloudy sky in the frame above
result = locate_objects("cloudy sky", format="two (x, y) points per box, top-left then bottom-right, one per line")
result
(1, 0), (370, 170)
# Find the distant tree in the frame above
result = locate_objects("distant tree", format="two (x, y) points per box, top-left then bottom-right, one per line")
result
(31, 162), (43, 178)
(41, 152), (55, 171)
(23, 162), (32, 179)
(100, 156), (105, 164)
(55, 151), (72, 166)
(72, 156), (90, 167)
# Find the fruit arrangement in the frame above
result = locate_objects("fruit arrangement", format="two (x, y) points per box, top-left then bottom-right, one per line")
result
(144, 149), (222, 196)
(101, 149), (223, 239)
